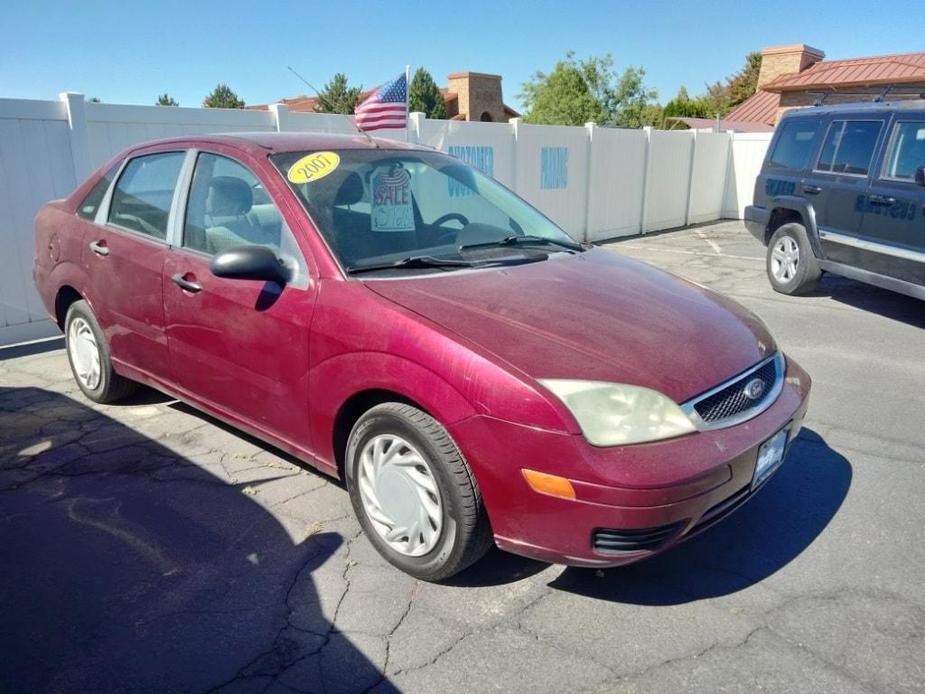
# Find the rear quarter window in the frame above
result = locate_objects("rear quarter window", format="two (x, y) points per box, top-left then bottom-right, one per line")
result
(77, 163), (119, 220)
(767, 119), (821, 170)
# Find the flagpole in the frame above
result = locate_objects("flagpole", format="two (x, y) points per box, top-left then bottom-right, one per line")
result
(405, 64), (411, 142)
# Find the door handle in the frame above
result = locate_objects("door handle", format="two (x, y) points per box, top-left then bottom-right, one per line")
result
(868, 194), (897, 206)
(171, 273), (202, 293)
(88, 240), (110, 256)
(802, 185), (822, 195)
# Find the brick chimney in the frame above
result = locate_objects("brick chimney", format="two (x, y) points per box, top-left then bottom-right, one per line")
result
(446, 72), (505, 122)
(757, 44), (825, 89)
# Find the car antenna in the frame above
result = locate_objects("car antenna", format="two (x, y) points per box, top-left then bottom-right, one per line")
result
(286, 65), (379, 149)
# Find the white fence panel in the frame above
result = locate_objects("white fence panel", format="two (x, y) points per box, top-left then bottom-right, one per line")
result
(0, 100), (75, 335)
(513, 123), (589, 239)
(416, 118), (516, 188)
(285, 110), (369, 135)
(687, 131), (732, 224)
(645, 130), (694, 232)
(723, 132), (773, 219)
(85, 103), (276, 169)
(586, 126), (647, 241)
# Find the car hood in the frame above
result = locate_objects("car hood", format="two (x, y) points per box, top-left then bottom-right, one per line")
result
(365, 248), (776, 403)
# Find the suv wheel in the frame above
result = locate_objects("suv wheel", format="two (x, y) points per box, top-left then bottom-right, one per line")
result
(766, 223), (821, 295)
(64, 300), (137, 403)
(345, 402), (493, 581)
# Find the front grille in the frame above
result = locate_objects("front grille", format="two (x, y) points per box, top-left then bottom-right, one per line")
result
(692, 358), (778, 424)
(592, 522), (684, 554)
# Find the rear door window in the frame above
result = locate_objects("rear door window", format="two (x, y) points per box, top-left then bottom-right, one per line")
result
(768, 119), (821, 170)
(815, 120), (883, 176)
(881, 121), (925, 181)
(108, 152), (185, 239)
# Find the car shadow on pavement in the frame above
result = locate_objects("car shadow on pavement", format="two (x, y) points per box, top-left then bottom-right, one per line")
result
(0, 386), (395, 694)
(547, 428), (852, 605)
(814, 275), (925, 329)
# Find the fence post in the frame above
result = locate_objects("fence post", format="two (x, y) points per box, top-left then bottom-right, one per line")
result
(683, 129), (697, 227)
(509, 117), (522, 193)
(59, 92), (91, 180)
(269, 103), (290, 132)
(639, 126), (653, 234)
(582, 122), (596, 243)
(408, 112), (425, 144)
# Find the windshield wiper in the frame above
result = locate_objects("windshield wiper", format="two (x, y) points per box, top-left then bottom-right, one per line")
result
(345, 253), (548, 275)
(346, 255), (477, 275)
(458, 234), (583, 253)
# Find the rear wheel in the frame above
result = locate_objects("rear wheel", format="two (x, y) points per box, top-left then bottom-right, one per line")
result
(766, 223), (821, 295)
(345, 402), (492, 581)
(64, 300), (137, 404)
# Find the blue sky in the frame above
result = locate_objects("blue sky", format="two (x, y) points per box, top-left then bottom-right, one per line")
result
(1, 0), (921, 111)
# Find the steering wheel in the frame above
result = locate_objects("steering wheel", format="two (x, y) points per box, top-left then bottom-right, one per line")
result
(432, 213), (470, 244)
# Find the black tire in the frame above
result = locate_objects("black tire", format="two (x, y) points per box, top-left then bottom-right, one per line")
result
(766, 223), (821, 295)
(345, 402), (493, 581)
(64, 300), (137, 404)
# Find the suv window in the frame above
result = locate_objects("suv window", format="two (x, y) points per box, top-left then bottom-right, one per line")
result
(816, 120), (882, 176)
(882, 121), (925, 181)
(77, 163), (119, 220)
(108, 152), (185, 239)
(768, 119), (820, 170)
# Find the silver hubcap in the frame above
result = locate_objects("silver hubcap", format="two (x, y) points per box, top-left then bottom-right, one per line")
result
(67, 317), (101, 390)
(357, 434), (443, 557)
(771, 236), (800, 282)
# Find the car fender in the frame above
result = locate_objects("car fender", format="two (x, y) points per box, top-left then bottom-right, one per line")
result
(307, 350), (571, 468)
(769, 195), (823, 258)
(44, 260), (96, 323)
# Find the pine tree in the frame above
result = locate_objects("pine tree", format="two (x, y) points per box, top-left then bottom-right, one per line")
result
(408, 68), (447, 119)
(202, 84), (245, 109)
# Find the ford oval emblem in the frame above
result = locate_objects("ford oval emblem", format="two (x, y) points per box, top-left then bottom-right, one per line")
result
(743, 378), (766, 401)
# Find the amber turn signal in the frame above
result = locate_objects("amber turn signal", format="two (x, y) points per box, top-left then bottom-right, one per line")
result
(521, 469), (576, 500)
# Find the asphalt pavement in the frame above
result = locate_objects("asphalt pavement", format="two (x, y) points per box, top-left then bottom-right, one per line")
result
(1, 220), (923, 693)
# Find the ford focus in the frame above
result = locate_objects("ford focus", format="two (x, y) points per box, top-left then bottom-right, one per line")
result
(33, 133), (810, 580)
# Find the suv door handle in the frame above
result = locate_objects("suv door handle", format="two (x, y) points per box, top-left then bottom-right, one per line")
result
(88, 240), (110, 256)
(868, 194), (897, 206)
(802, 185), (822, 195)
(171, 273), (202, 293)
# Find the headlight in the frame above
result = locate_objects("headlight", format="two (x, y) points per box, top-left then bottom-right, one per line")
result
(538, 380), (696, 446)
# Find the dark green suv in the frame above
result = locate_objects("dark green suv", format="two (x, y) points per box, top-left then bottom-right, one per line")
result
(745, 101), (925, 299)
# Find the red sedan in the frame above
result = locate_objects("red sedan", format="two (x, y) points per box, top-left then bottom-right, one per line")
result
(33, 133), (810, 580)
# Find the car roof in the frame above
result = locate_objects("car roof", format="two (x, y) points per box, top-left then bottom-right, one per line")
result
(780, 98), (925, 121)
(125, 131), (431, 157)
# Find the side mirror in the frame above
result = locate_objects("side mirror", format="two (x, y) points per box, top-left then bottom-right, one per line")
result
(915, 166), (925, 187)
(210, 245), (289, 284)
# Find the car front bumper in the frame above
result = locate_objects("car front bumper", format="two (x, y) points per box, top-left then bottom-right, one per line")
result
(744, 205), (770, 244)
(448, 355), (811, 568)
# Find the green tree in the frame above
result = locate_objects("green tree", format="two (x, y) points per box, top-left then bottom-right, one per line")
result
(314, 73), (363, 114)
(202, 83), (245, 109)
(156, 93), (178, 107)
(663, 86), (712, 119)
(408, 68), (447, 119)
(702, 51), (763, 116)
(520, 52), (658, 128)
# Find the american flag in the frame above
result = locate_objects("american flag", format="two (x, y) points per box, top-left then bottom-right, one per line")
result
(354, 72), (407, 132)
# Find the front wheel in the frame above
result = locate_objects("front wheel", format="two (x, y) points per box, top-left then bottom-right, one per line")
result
(345, 402), (492, 581)
(766, 223), (821, 295)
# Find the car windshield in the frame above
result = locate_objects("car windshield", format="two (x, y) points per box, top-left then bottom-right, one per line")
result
(271, 149), (581, 274)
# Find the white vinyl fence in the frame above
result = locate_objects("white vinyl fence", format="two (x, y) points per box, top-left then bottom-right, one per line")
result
(0, 92), (772, 344)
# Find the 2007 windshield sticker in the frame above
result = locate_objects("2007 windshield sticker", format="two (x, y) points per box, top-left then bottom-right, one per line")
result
(287, 151), (340, 183)
(371, 165), (415, 232)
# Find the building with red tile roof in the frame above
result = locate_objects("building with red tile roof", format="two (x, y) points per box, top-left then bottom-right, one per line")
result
(726, 45), (925, 128)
